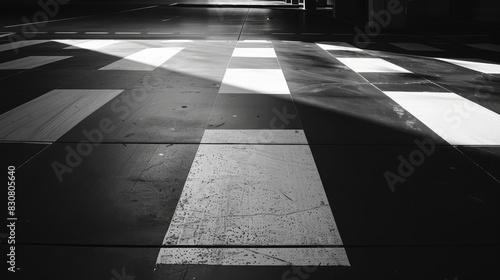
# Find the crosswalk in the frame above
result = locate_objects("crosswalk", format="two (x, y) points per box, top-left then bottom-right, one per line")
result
(316, 42), (500, 146)
(1, 39), (500, 271)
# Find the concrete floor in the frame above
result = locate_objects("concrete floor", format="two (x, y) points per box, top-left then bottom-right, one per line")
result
(1, 1), (500, 279)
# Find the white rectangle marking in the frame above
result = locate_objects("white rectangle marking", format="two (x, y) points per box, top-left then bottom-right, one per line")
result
(158, 140), (348, 265)
(337, 58), (411, 73)
(0, 89), (123, 142)
(0, 40), (48, 53)
(157, 248), (350, 266)
(0, 56), (71, 70)
(436, 58), (500, 74)
(115, 32), (141, 35)
(219, 69), (290, 94)
(99, 47), (183, 71)
(383, 91), (500, 145)
(317, 43), (364, 52)
(84, 32), (109, 35)
(232, 48), (277, 58)
(201, 129), (307, 144)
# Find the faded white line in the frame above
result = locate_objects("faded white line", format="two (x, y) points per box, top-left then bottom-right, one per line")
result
(162, 16), (179, 22)
(0, 56), (71, 70)
(0, 33), (14, 38)
(390, 43), (443, 52)
(0, 40), (48, 53)
(467, 43), (500, 53)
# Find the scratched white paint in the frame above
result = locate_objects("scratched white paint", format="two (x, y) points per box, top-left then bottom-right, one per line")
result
(201, 129), (308, 144)
(157, 248), (350, 266)
(157, 129), (349, 266)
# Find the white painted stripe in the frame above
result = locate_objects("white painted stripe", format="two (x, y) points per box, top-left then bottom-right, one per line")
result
(336, 58), (411, 73)
(115, 32), (142, 35)
(467, 43), (500, 53)
(84, 32), (109, 35)
(435, 58), (500, 74)
(0, 33), (13, 38)
(54, 31), (78, 34)
(147, 32), (174, 35)
(158, 130), (348, 266)
(201, 129), (307, 144)
(232, 48), (277, 58)
(157, 248), (349, 266)
(162, 40), (193, 42)
(390, 43), (443, 52)
(99, 47), (183, 71)
(55, 40), (120, 50)
(219, 69), (290, 94)
(0, 40), (48, 53)
(317, 43), (363, 52)
(0, 89), (123, 142)
(242, 40), (270, 43)
(382, 91), (500, 145)
(0, 56), (71, 70)
(23, 32), (47, 34)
